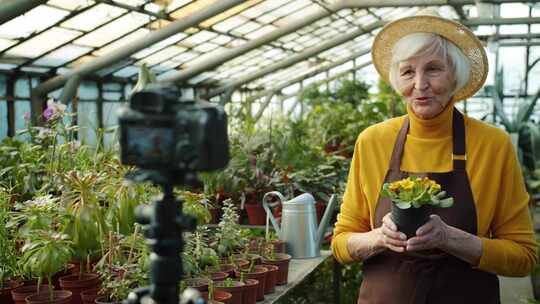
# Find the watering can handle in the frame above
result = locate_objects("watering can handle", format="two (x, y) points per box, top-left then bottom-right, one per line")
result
(262, 191), (285, 239)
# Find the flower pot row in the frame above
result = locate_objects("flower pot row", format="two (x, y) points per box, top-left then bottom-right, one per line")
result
(5, 273), (101, 304)
(184, 253), (291, 304)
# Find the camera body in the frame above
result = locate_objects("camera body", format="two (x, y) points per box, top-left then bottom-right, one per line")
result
(118, 84), (229, 172)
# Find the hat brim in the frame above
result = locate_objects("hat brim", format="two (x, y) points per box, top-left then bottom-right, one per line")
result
(372, 15), (488, 102)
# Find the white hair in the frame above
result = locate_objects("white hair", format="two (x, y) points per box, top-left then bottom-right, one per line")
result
(388, 33), (470, 97)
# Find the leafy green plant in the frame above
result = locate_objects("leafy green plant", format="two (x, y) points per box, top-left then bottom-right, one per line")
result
(20, 231), (73, 300)
(184, 226), (219, 276)
(8, 194), (66, 237)
(215, 199), (245, 257)
(491, 67), (540, 174)
(60, 170), (108, 271)
(0, 187), (18, 287)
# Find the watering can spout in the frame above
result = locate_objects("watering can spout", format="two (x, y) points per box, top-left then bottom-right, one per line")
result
(316, 194), (337, 247)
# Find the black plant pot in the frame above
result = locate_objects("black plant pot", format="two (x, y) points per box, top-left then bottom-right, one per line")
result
(391, 204), (430, 239)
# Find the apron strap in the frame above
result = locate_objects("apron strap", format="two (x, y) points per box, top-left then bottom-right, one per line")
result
(452, 108), (466, 171)
(389, 116), (410, 171)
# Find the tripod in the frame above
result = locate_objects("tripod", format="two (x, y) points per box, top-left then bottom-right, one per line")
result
(125, 171), (200, 304)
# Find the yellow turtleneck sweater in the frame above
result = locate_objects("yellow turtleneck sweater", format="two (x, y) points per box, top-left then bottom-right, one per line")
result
(331, 103), (538, 277)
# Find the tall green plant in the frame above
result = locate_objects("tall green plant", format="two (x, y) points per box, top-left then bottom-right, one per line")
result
(0, 187), (18, 287)
(491, 67), (540, 173)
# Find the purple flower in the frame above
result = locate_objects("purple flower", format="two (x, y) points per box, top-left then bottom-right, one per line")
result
(43, 107), (54, 121)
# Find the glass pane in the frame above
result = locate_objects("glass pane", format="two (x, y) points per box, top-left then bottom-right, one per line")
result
(80, 81), (98, 100)
(181, 30), (218, 47)
(131, 32), (187, 59)
(230, 21), (261, 35)
(139, 45), (187, 66)
(6, 27), (81, 59)
(211, 35), (233, 45)
(166, 0), (193, 13)
(500, 3), (530, 18)
(192, 42), (218, 52)
(93, 28), (150, 56)
(200, 0), (263, 28)
(213, 15), (249, 32)
(113, 65), (140, 78)
(499, 25), (529, 35)
(61, 4), (126, 31)
(0, 38), (16, 52)
(74, 12), (150, 47)
(170, 0), (218, 19)
(275, 3), (320, 27)
(20, 67), (51, 73)
(0, 5), (69, 39)
(34, 44), (93, 67)
(245, 24), (276, 39)
(48, 0), (95, 11)
(113, 0), (148, 5)
(78, 102), (98, 146)
(15, 101), (30, 141)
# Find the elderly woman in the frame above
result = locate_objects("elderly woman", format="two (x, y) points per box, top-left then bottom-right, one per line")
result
(331, 9), (537, 304)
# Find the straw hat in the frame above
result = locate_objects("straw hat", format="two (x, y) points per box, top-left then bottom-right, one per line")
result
(371, 9), (488, 101)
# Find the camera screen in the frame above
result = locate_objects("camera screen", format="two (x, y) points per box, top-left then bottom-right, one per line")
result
(125, 126), (174, 166)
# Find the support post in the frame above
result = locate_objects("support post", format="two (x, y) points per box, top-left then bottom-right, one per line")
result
(6, 76), (14, 137)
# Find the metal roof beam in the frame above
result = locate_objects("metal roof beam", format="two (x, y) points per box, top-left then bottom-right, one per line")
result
(340, 0), (540, 6)
(500, 42), (540, 47)
(245, 48), (371, 103)
(0, 0), (47, 25)
(463, 17), (540, 26)
(32, 0), (244, 97)
(477, 33), (540, 40)
(204, 21), (384, 98)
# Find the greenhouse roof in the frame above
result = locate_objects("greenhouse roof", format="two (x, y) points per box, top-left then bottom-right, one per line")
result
(1, 0), (540, 97)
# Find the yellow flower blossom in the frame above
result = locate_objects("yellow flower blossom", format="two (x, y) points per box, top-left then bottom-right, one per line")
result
(400, 178), (414, 190)
(389, 182), (401, 191)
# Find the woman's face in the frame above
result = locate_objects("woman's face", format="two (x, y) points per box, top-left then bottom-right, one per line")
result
(397, 52), (455, 119)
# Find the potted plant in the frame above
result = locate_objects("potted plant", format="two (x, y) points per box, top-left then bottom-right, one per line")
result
(381, 176), (454, 238)
(234, 261), (267, 301)
(214, 199), (245, 257)
(260, 244), (291, 286)
(20, 230), (74, 303)
(214, 278), (245, 304)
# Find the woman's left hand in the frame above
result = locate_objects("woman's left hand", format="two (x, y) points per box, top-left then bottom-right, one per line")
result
(406, 214), (450, 251)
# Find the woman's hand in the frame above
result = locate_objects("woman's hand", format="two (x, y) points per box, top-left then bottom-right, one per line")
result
(381, 213), (408, 252)
(406, 214), (449, 251)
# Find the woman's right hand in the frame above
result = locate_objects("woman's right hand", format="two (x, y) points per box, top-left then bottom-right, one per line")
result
(381, 212), (408, 252)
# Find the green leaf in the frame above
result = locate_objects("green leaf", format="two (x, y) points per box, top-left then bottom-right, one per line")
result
(394, 202), (412, 209)
(439, 197), (454, 208)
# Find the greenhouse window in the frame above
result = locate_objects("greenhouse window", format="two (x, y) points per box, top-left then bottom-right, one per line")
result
(93, 29), (150, 56)
(34, 44), (93, 67)
(0, 5), (69, 40)
(61, 4), (126, 31)
(74, 12), (149, 47)
(6, 27), (81, 59)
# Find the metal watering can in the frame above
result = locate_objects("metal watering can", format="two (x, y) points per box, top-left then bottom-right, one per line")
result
(262, 191), (337, 259)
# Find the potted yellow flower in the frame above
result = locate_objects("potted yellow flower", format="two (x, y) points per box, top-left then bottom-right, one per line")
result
(381, 176), (453, 238)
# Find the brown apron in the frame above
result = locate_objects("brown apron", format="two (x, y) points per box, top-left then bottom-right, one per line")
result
(357, 108), (499, 304)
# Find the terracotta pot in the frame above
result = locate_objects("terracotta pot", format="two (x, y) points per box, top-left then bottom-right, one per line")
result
(51, 265), (76, 290)
(208, 264), (236, 279)
(25, 290), (72, 304)
(234, 265), (268, 301)
(267, 240), (286, 254)
(183, 277), (212, 292)
(261, 264), (279, 294)
(233, 253), (262, 265)
(219, 258), (249, 270)
(80, 288), (99, 304)
(241, 279), (258, 304)
(94, 296), (123, 304)
(214, 280), (245, 304)
(261, 253), (291, 285)
(391, 204), (430, 239)
(201, 290), (232, 304)
(0, 280), (22, 304)
(58, 273), (99, 304)
(209, 272), (228, 281)
(11, 285), (50, 304)
(244, 203), (266, 225)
